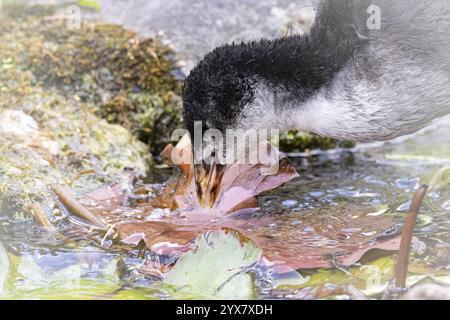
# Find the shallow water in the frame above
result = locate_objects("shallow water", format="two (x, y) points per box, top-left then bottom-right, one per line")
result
(1, 118), (450, 299)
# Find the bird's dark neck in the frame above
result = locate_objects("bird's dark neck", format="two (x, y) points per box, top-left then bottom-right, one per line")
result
(237, 0), (366, 100)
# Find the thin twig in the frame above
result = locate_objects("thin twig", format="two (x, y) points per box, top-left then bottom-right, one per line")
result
(29, 203), (56, 232)
(52, 185), (108, 230)
(395, 185), (428, 289)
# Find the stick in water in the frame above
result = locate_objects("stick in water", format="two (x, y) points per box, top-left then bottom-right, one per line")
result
(395, 184), (428, 289)
(29, 203), (56, 232)
(52, 185), (108, 230)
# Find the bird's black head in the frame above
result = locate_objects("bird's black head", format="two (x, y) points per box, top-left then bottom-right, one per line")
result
(182, 44), (260, 208)
(182, 44), (257, 141)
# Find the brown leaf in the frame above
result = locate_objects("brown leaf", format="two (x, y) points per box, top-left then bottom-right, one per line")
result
(71, 138), (408, 271)
(114, 204), (405, 270)
(338, 236), (418, 266)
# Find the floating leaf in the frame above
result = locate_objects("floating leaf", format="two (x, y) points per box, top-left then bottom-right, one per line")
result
(157, 135), (299, 214)
(71, 140), (413, 284)
(90, 193), (405, 271)
(163, 229), (262, 299)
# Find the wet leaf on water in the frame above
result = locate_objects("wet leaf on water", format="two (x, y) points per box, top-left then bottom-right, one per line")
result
(72, 139), (412, 278)
(338, 236), (412, 266)
(163, 229), (262, 299)
(155, 135), (300, 214)
(115, 204), (404, 272)
(81, 186), (406, 273)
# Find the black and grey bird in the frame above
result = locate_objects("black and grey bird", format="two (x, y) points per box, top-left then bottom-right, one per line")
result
(182, 0), (450, 206)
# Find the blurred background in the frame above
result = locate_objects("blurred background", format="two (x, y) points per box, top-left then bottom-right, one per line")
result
(27, 0), (317, 72)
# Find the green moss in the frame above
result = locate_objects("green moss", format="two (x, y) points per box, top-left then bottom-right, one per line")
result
(27, 23), (179, 93)
(279, 131), (355, 153)
(24, 18), (183, 153)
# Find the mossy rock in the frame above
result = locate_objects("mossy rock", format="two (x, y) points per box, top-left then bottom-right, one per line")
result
(0, 97), (151, 218)
(1, 4), (183, 154)
(0, 8), (152, 217)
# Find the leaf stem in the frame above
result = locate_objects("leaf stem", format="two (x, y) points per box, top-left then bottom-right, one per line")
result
(395, 185), (428, 289)
(52, 185), (108, 230)
(29, 203), (56, 232)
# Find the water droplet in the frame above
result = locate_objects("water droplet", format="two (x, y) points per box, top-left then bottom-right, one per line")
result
(282, 199), (298, 208)
(443, 200), (450, 211)
(341, 227), (361, 233)
(309, 191), (324, 198)
(397, 200), (412, 212)
(429, 191), (440, 199)
(367, 206), (389, 216)
(395, 178), (419, 190)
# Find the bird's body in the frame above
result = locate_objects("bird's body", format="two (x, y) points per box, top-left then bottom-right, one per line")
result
(183, 0), (450, 144)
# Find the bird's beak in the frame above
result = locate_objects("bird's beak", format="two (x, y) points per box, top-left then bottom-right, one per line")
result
(194, 158), (225, 208)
